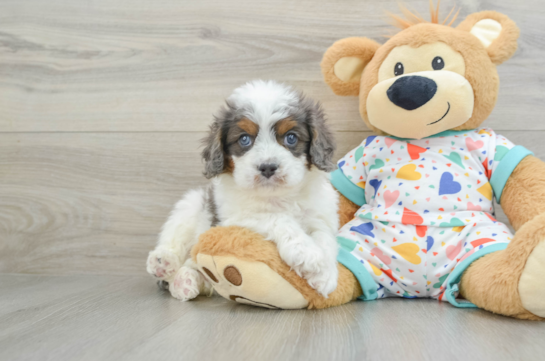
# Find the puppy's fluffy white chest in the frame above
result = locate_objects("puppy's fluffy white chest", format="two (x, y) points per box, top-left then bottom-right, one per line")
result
(213, 169), (339, 236)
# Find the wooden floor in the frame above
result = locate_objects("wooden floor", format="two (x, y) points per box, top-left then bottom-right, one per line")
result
(2, 274), (545, 361)
(1, 0), (545, 359)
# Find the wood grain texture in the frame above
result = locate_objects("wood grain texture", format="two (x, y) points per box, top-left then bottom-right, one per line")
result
(1, 0), (545, 132)
(1, 0), (545, 358)
(1, 274), (544, 361)
(0, 0), (544, 276)
(0, 131), (372, 275)
(1, 130), (543, 275)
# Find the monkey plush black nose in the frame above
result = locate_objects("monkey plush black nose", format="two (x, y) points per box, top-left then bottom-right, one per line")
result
(387, 75), (437, 110)
(258, 163), (278, 178)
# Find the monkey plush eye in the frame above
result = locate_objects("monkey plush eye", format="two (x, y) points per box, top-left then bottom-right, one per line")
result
(432, 56), (445, 70)
(284, 133), (298, 146)
(238, 135), (253, 147)
(394, 62), (404, 76)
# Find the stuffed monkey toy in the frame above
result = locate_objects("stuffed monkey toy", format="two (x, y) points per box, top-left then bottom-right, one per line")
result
(190, 5), (545, 320)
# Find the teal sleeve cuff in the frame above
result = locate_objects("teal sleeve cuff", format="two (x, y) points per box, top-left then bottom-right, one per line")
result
(490, 145), (533, 203)
(330, 168), (366, 206)
(337, 248), (378, 301)
(444, 243), (508, 308)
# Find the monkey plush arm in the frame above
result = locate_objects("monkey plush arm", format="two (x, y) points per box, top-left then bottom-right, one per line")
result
(329, 140), (369, 227)
(337, 192), (361, 227)
(499, 156), (545, 230)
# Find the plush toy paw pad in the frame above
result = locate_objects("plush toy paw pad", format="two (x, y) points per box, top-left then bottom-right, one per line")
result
(223, 266), (242, 286)
(146, 249), (181, 280)
(201, 267), (219, 283)
(519, 239), (545, 317)
(203, 264), (242, 286)
(196, 253), (309, 309)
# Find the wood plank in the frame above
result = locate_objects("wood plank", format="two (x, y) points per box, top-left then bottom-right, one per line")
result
(0, 0), (544, 132)
(1, 130), (542, 275)
(1, 274), (544, 361)
(0, 131), (371, 275)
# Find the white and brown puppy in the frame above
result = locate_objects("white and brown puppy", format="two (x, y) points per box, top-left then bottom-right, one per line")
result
(146, 80), (340, 301)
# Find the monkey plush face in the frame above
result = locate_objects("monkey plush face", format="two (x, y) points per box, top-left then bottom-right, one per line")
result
(368, 38), (473, 138)
(322, 10), (519, 139)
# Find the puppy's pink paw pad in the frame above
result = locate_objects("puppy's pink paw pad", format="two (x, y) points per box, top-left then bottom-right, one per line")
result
(156, 268), (166, 278)
(169, 267), (203, 301)
(146, 249), (181, 280)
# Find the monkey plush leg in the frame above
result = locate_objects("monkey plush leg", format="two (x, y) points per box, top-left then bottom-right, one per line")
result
(460, 156), (545, 319)
(191, 226), (362, 309)
(459, 212), (545, 320)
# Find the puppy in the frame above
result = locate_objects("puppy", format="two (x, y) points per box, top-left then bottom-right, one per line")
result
(146, 80), (340, 301)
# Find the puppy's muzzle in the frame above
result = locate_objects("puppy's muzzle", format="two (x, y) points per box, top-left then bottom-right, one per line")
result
(387, 75), (438, 110)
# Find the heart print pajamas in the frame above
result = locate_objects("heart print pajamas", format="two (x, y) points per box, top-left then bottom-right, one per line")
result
(330, 128), (533, 307)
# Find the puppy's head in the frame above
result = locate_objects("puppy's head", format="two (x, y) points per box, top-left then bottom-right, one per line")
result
(202, 80), (336, 189)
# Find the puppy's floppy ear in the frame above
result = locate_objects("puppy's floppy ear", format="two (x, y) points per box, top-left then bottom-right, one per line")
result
(201, 109), (227, 179)
(457, 11), (519, 65)
(302, 98), (336, 172)
(321, 37), (381, 96)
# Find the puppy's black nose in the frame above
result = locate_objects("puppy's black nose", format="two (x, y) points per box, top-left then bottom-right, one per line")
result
(387, 75), (437, 110)
(258, 163), (278, 178)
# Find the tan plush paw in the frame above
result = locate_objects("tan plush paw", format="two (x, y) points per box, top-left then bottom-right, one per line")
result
(518, 239), (545, 317)
(195, 253), (309, 309)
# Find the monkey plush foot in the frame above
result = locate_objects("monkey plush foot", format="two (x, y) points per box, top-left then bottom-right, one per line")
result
(191, 226), (362, 309)
(460, 213), (545, 320)
(519, 237), (545, 317)
(195, 253), (308, 309)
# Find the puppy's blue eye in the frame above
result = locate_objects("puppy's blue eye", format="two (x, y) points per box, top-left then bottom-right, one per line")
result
(238, 135), (252, 147)
(284, 133), (298, 146)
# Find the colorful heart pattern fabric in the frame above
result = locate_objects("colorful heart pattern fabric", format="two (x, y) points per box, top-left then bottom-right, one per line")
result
(337, 128), (516, 226)
(337, 216), (512, 300)
(335, 128), (518, 300)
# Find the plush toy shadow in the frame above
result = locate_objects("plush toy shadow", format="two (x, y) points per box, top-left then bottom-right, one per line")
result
(192, 6), (545, 320)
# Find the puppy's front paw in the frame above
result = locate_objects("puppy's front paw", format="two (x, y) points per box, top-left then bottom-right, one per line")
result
(280, 240), (338, 298)
(305, 261), (338, 298)
(146, 249), (181, 280)
(169, 267), (209, 301)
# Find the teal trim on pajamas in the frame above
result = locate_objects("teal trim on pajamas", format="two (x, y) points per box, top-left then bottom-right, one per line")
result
(490, 145), (533, 203)
(444, 243), (509, 308)
(337, 248), (378, 301)
(330, 168), (366, 206)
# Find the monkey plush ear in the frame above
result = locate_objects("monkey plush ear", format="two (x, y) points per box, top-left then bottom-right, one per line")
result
(321, 37), (381, 96)
(457, 11), (520, 65)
